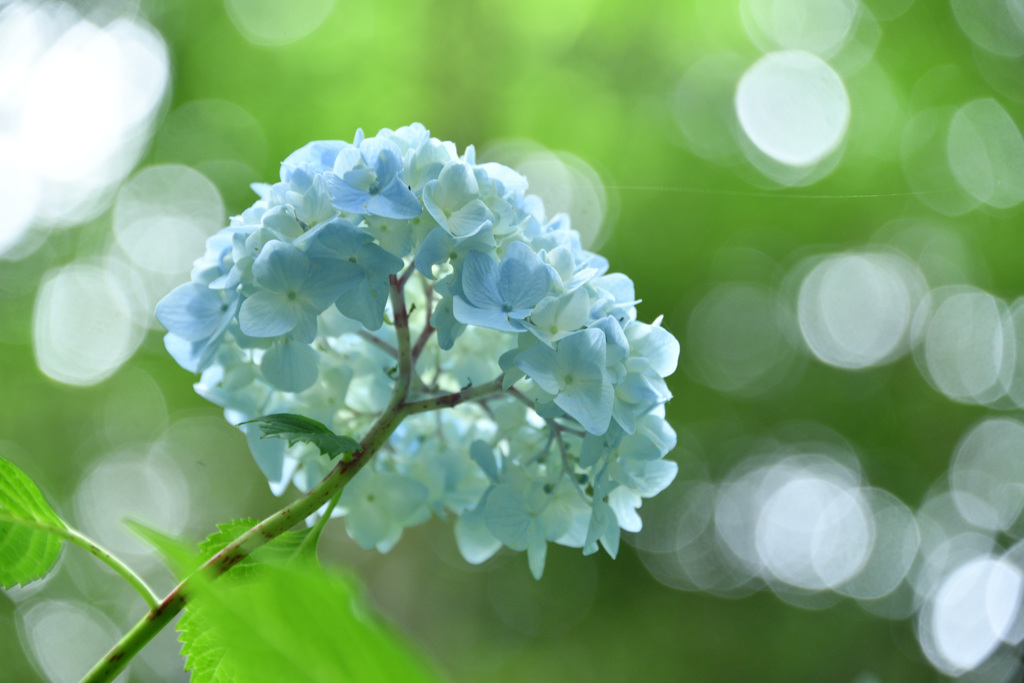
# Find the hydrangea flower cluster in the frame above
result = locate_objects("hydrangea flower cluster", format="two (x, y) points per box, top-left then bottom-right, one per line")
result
(156, 124), (679, 578)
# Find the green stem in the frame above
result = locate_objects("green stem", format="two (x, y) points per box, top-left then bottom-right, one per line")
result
(80, 275), (510, 683)
(294, 489), (342, 561)
(400, 376), (506, 416)
(80, 403), (405, 683)
(0, 515), (159, 609)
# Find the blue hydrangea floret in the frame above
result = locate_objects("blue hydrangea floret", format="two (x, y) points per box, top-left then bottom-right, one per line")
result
(157, 123), (679, 578)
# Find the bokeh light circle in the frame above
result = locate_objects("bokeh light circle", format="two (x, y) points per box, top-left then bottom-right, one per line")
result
(796, 251), (926, 369)
(735, 50), (850, 167)
(916, 287), (1015, 405)
(73, 449), (190, 560)
(837, 488), (920, 602)
(685, 282), (798, 394)
(740, 0), (861, 57)
(0, 5), (168, 241)
(17, 600), (125, 683)
(32, 262), (145, 386)
(112, 164), (225, 276)
(224, 0), (336, 46)
(919, 555), (1024, 675)
(951, 417), (1024, 531)
(947, 98), (1024, 209)
(950, 0), (1024, 58)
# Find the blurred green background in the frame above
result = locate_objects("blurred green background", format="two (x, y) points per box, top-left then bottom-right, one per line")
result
(4, 0), (1024, 680)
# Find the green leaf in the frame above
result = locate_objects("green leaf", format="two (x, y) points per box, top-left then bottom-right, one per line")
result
(239, 414), (360, 461)
(124, 519), (203, 578)
(178, 605), (236, 683)
(0, 455), (66, 589)
(197, 519), (313, 575)
(174, 519), (314, 681)
(182, 563), (444, 683)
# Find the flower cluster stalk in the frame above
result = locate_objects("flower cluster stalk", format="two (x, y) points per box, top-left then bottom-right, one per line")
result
(80, 272), (502, 683)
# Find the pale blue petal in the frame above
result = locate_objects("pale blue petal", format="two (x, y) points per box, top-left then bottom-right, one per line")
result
(327, 175), (374, 214)
(608, 488), (643, 533)
(377, 472), (429, 520)
(303, 258), (358, 310)
(557, 328), (608, 382)
(360, 137), (402, 184)
(452, 296), (523, 332)
(281, 140), (348, 176)
(483, 485), (531, 550)
(446, 200), (491, 237)
(454, 505), (503, 564)
(155, 283), (225, 341)
(260, 340), (319, 392)
(461, 251), (502, 309)
(433, 162), (479, 209)
(584, 500), (619, 557)
(469, 440), (501, 481)
(414, 226), (453, 276)
(252, 241), (309, 293)
(513, 343), (562, 395)
(330, 146), (363, 175)
(301, 218), (372, 258)
(163, 333), (205, 374)
(631, 459), (678, 498)
(421, 180), (447, 226)
(290, 308), (319, 344)
(430, 295), (465, 350)
(629, 323), (680, 377)
(498, 245), (551, 310)
(241, 422), (294, 496)
(239, 291), (299, 337)
(366, 181), (423, 219)
(527, 532), (548, 579)
(554, 379), (613, 435)
(345, 502), (391, 550)
(336, 274), (391, 330)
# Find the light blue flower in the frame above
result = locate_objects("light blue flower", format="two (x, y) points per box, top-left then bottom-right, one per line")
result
(422, 161), (493, 237)
(453, 242), (553, 332)
(157, 123), (681, 580)
(325, 137), (422, 219)
(583, 499), (620, 557)
(514, 327), (614, 435)
(414, 223), (495, 278)
(404, 137), (457, 190)
(281, 139), (349, 178)
(454, 502), (503, 564)
(238, 240), (350, 342)
(157, 283), (239, 373)
(526, 289), (590, 345)
(259, 336), (320, 392)
(299, 218), (404, 330)
(339, 468), (429, 552)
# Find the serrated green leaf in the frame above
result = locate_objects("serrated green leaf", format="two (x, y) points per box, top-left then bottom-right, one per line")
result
(183, 563), (444, 683)
(197, 519), (313, 576)
(239, 414), (360, 460)
(176, 519), (314, 682)
(0, 455), (66, 589)
(178, 605), (236, 683)
(125, 519), (203, 578)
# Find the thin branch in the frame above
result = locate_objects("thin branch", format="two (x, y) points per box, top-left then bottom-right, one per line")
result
(0, 516), (159, 609)
(397, 260), (417, 287)
(80, 399), (406, 683)
(411, 282), (435, 364)
(357, 330), (398, 359)
(401, 375), (506, 416)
